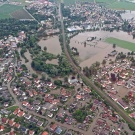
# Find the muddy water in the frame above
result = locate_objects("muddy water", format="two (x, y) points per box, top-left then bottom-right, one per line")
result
(70, 31), (135, 68)
(38, 36), (62, 55)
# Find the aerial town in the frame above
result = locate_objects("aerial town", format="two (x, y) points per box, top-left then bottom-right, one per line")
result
(0, 0), (135, 135)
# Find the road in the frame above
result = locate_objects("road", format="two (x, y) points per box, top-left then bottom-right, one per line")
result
(59, 2), (135, 127)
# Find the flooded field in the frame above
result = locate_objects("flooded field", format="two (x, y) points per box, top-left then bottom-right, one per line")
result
(38, 36), (62, 55)
(70, 31), (135, 68)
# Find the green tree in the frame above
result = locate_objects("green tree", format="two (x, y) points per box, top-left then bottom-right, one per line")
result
(32, 73), (38, 78)
(113, 44), (116, 49)
(102, 59), (106, 65)
(44, 46), (47, 51)
(54, 80), (62, 86)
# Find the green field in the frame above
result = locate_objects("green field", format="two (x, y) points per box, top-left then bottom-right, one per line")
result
(105, 37), (135, 51)
(61, 0), (135, 10)
(0, 4), (23, 19)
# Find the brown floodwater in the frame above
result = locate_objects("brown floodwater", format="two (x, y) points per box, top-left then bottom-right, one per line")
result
(18, 48), (41, 77)
(38, 36), (62, 55)
(70, 31), (135, 68)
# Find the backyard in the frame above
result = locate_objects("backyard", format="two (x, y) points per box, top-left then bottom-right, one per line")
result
(105, 37), (135, 51)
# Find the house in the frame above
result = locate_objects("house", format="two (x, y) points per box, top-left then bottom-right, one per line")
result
(42, 131), (49, 135)
(118, 123), (123, 131)
(42, 103), (54, 110)
(13, 108), (20, 115)
(37, 121), (43, 127)
(33, 100), (41, 105)
(2, 118), (8, 124)
(109, 94), (117, 101)
(17, 111), (25, 117)
(14, 123), (20, 129)
(10, 131), (16, 135)
(24, 114), (32, 120)
(34, 105), (40, 111)
(22, 101), (29, 107)
(29, 130), (35, 135)
(20, 126), (28, 134)
(30, 117), (38, 124)
(55, 127), (62, 135)
(117, 100), (128, 110)
(0, 125), (4, 132)
(46, 82), (52, 87)
(68, 78), (78, 84)
(50, 123), (58, 131)
(129, 112), (135, 118)
(8, 119), (15, 126)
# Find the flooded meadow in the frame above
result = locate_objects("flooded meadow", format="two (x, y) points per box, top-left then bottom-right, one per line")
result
(69, 31), (135, 68)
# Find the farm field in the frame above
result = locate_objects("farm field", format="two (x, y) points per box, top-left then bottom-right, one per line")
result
(0, 4), (23, 19)
(11, 9), (33, 20)
(105, 37), (135, 51)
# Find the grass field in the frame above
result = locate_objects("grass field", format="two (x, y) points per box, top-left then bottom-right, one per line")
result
(0, 4), (23, 19)
(105, 37), (135, 51)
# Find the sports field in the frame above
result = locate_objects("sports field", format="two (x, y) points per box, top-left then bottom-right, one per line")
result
(0, 4), (23, 19)
(105, 37), (135, 51)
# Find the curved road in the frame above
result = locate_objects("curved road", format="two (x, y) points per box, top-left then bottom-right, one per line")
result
(59, 3), (135, 126)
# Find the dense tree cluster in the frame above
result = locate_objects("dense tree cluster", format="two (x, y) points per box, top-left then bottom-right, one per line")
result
(73, 109), (87, 123)
(31, 53), (73, 77)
